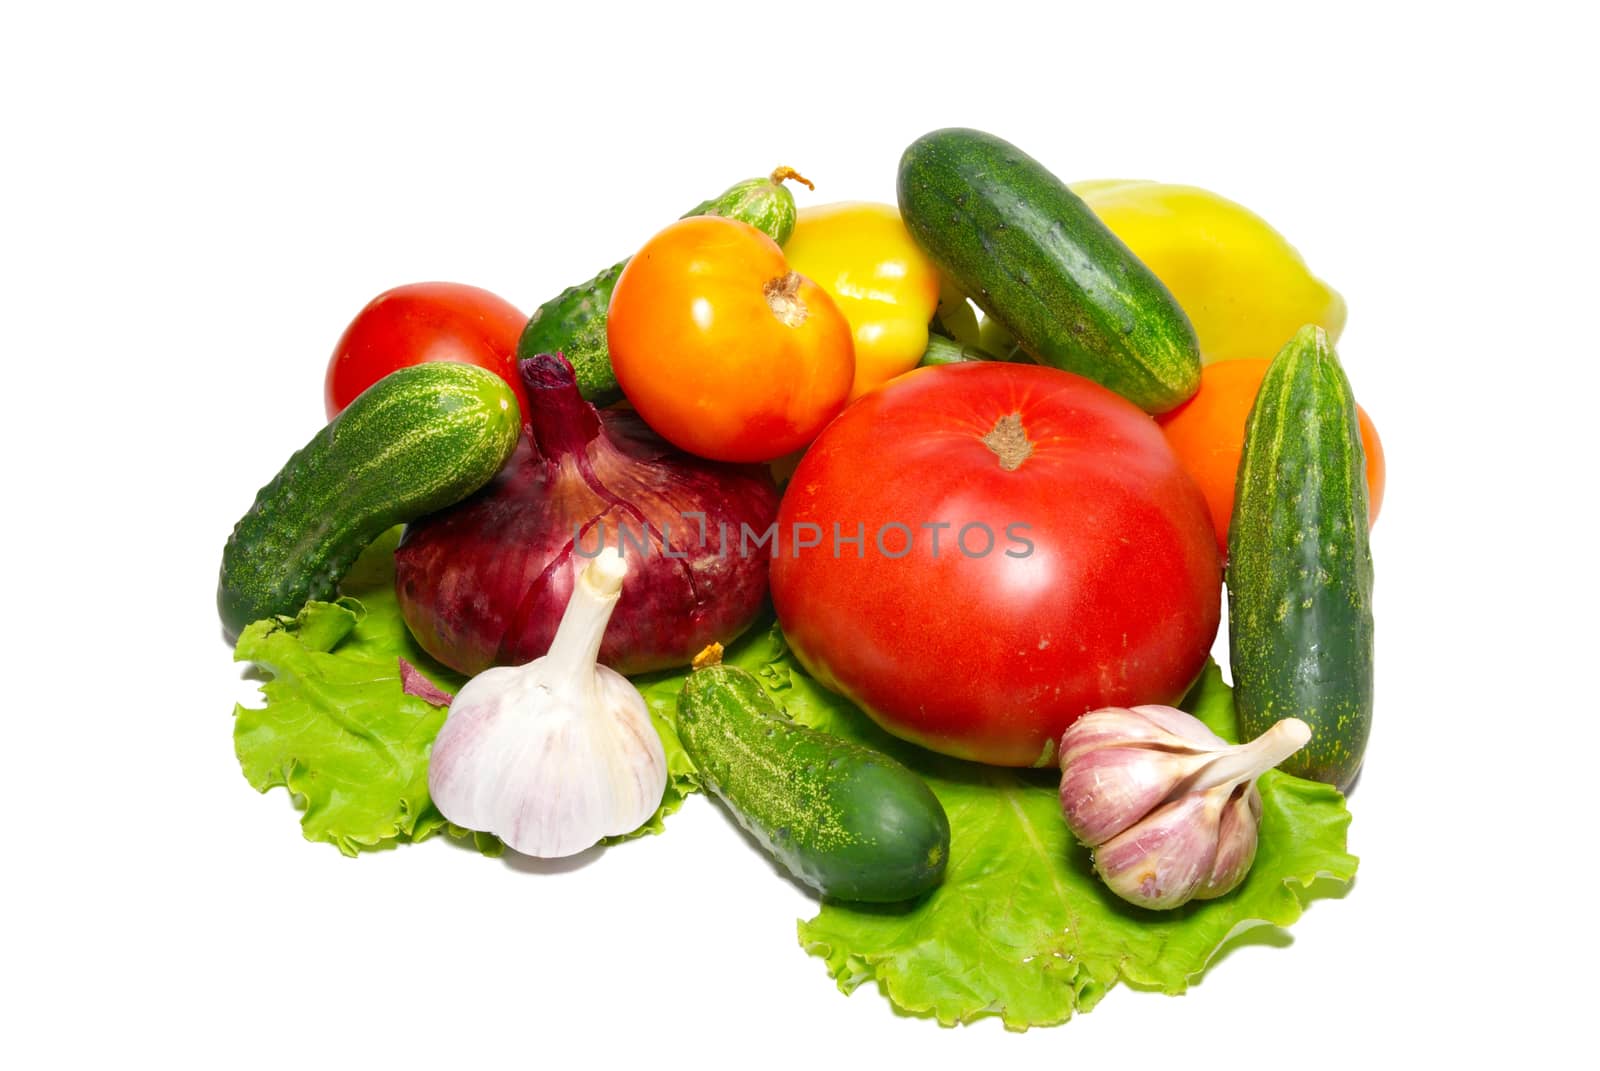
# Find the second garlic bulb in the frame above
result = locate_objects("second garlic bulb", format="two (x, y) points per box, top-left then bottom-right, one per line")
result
(1059, 705), (1309, 910)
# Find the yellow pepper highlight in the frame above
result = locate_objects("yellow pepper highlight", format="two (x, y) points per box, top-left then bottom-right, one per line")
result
(1072, 180), (1346, 364)
(784, 202), (941, 398)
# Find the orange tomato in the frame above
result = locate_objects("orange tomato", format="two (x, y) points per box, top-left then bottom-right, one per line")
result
(606, 216), (854, 463)
(1158, 358), (1385, 555)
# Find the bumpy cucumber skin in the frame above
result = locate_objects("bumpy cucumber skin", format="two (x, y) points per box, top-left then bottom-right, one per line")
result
(1228, 326), (1374, 790)
(518, 175), (799, 404)
(897, 128), (1200, 413)
(217, 364), (521, 639)
(677, 665), (950, 903)
(519, 262), (623, 403)
(684, 175), (799, 246)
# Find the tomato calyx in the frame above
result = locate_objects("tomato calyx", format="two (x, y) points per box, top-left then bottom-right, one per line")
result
(763, 271), (809, 327)
(981, 412), (1034, 471)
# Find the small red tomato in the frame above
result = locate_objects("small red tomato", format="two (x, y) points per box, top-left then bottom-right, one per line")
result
(324, 282), (528, 420)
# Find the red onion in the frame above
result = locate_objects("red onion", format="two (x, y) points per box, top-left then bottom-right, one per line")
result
(395, 353), (780, 676)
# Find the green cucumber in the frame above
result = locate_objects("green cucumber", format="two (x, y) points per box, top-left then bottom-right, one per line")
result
(897, 128), (1200, 413)
(1228, 325), (1374, 790)
(218, 364), (521, 639)
(677, 664), (950, 903)
(519, 167), (811, 404)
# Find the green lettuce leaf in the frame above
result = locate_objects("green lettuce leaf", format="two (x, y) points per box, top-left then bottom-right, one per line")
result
(707, 639), (1359, 1030)
(232, 596), (461, 855)
(231, 530), (697, 853)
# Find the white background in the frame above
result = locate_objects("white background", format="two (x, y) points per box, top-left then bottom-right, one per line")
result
(4, 1), (1594, 1066)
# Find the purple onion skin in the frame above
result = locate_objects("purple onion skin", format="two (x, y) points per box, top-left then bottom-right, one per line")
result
(394, 353), (780, 677)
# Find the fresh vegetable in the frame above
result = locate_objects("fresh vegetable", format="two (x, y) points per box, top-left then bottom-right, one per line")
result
(770, 362), (1221, 767)
(1229, 326), (1375, 790)
(897, 128), (1201, 413)
(782, 201), (941, 398)
(1073, 180), (1347, 364)
(1059, 705), (1310, 909)
(323, 282), (529, 420)
(234, 598), (463, 855)
(1159, 357), (1385, 555)
(676, 660), (950, 902)
(429, 550), (667, 857)
(395, 353), (780, 676)
(218, 363), (522, 640)
(232, 540), (1358, 1026)
(519, 168), (811, 403)
(607, 215), (855, 462)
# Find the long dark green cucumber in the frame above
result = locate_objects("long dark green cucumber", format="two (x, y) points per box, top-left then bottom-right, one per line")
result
(217, 364), (520, 639)
(519, 168), (809, 404)
(1228, 325), (1374, 790)
(897, 128), (1200, 413)
(677, 664), (949, 903)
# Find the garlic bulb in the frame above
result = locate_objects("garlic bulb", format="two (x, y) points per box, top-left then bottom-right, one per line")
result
(1059, 706), (1310, 910)
(426, 548), (667, 858)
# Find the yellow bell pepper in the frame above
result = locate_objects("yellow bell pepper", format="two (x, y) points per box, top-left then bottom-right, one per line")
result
(783, 202), (941, 398)
(1072, 180), (1346, 364)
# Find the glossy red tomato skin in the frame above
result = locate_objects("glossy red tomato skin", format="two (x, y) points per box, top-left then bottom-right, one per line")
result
(324, 282), (529, 420)
(770, 363), (1222, 767)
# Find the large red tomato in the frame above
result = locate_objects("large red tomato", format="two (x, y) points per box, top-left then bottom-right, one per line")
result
(324, 282), (528, 420)
(770, 363), (1221, 767)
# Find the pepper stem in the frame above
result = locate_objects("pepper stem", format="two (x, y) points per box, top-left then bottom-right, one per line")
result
(544, 549), (627, 679)
(1187, 718), (1312, 795)
(520, 353), (602, 462)
(769, 166), (814, 190)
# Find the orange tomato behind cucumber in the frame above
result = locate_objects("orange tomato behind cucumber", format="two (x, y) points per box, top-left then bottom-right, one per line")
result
(606, 216), (855, 463)
(1158, 358), (1385, 556)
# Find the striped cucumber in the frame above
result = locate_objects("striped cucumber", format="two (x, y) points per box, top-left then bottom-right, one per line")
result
(519, 167), (812, 404)
(677, 664), (949, 903)
(217, 364), (521, 639)
(897, 128), (1200, 413)
(1228, 325), (1375, 790)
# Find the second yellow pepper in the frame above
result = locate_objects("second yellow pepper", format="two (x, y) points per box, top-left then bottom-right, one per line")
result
(784, 202), (941, 399)
(1072, 180), (1346, 364)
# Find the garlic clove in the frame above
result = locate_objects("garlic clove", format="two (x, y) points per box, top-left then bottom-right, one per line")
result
(1126, 704), (1231, 750)
(1061, 707), (1221, 771)
(1093, 790), (1227, 911)
(1059, 743), (1215, 847)
(1194, 784), (1263, 901)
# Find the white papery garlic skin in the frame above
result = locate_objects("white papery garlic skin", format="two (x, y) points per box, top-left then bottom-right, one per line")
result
(426, 549), (667, 858)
